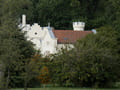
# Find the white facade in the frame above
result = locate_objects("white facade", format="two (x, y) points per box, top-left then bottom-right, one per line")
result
(20, 15), (58, 55)
(19, 15), (93, 55)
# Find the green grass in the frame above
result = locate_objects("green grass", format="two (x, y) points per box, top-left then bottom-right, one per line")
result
(11, 87), (120, 90)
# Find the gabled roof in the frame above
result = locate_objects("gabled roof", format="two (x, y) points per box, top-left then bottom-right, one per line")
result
(48, 27), (56, 39)
(53, 30), (92, 44)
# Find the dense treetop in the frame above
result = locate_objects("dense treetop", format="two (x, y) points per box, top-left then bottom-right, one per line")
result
(0, 0), (119, 31)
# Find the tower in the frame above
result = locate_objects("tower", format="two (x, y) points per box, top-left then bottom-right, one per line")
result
(73, 22), (85, 31)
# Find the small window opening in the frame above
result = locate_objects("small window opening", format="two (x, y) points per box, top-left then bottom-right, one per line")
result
(64, 37), (68, 40)
(35, 32), (37, 35)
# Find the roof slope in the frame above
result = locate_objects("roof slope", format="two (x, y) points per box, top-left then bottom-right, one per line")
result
(53, 30), (92, 44)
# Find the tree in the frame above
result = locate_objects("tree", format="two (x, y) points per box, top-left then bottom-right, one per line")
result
(32, 0), (108, 30)
(37, 66), (50, 87)
(72, 26), (120, 87)
(22, 58), (40, 90)
(0, 17), (35, 89)
(104, 0), (120, 58)
(22, 54), (50, 90)
(1, 0), (34, 24)
(35, 0), (82, 29)
(51, 26), (120, 87)
(105, 0), (120, 30)
(0, 0), (35, 89)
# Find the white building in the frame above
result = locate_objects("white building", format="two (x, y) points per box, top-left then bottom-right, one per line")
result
(20, 15), (93, 55)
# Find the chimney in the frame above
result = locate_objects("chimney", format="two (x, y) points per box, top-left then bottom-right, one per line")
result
(22, 14), (26, 26)
(73, 22), (85, 31)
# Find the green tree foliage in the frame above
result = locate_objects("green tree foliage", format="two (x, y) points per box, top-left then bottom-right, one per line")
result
(22, 54), (50, 89)
(105, 0), (120, 56)
(23, 54), (51, 88)
(0, 18), (35, 89)
(1, 0), (34, 24)
(0, 0), (35, 89)
(105, 0), (120, 30)
(51, 26), (120, 87)
(22, 58), (40, 90)
(37, 66), (50, 86)
(34, 54), (51, 85)
(30, 0), (108, 30)
(34, 0), (81, 29)
(1, 0), (118, 31)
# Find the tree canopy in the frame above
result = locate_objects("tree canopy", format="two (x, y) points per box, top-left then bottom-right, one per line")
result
(51, 26), (120, 87)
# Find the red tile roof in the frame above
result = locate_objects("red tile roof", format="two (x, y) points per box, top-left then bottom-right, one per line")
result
(53, 30), (92, 44)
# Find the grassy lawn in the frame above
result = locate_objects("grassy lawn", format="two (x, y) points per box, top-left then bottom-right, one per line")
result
(11, 82), (120, 90)
(11, 87), (120, 90)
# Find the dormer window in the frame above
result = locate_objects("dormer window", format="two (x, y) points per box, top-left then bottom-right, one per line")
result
(64, 37), (68, 40)
(35, 32), (37, 35)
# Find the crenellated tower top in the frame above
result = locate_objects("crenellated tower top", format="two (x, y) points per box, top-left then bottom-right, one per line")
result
(73, 22), (85, 31)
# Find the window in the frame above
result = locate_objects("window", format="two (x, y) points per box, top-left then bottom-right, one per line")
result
(45, 51), (50, 55)
(35, 32), (37, 35)
(64, 37), (68, 40)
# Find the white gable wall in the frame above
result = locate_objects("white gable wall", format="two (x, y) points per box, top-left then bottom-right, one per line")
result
(26, 23), (46, 39)
(20, 19), (57, 55)
(41, 29), (57, 54)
